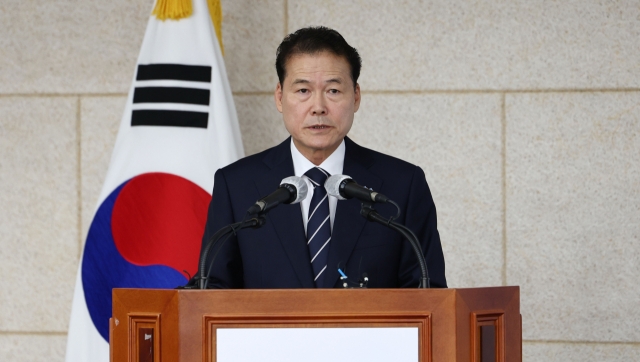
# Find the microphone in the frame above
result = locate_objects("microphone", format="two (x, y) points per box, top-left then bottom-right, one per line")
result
(325, 175), (389, 203)
(247, 176), (308, 214)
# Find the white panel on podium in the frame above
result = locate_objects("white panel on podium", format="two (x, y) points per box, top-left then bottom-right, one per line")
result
(217, 327), (418, 362)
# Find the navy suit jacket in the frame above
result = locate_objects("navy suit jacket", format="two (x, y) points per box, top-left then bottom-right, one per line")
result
(199, 137), (446, 288)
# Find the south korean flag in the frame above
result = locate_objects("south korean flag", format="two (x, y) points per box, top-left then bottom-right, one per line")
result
(65, 1), (243, 361)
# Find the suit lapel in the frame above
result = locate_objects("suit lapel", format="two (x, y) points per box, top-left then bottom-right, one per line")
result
(257, 139), (315, 288)
(322, 138), (382, 288)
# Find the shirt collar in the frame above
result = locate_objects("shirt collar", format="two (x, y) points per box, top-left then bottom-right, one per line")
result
(290, 138), (345, 178)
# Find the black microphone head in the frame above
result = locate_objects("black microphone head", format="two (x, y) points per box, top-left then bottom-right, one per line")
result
(280, 176), (308, 204)
(325, 174), (352, 200)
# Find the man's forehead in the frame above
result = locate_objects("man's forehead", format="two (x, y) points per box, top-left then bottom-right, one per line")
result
(283, 52), (352, 84)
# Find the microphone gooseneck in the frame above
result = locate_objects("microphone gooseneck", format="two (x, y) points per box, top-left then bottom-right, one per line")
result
(360, 204), (430, 288)
(197, 216), (266, 289)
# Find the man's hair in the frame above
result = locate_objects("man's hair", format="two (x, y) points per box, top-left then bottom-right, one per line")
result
(275, 26), (362, 88)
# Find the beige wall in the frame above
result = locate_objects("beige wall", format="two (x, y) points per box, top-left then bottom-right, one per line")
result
(1, 0), (639, 360)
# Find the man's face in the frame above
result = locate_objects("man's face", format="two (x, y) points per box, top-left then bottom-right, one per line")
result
(275, 51), (361, 164)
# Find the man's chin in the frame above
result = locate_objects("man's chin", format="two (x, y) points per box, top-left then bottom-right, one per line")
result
(294, 137), (342, 155)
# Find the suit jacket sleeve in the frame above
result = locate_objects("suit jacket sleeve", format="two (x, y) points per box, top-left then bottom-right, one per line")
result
(397, 166), (447, 288)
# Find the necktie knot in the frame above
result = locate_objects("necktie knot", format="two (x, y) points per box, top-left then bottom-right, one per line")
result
(304, 167), (329, 187)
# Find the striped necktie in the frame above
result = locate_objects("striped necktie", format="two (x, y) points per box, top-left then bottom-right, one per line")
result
(304, 167), (331, 287)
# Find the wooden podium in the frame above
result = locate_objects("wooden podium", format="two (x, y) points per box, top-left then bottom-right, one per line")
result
(110, 287), (521, 362)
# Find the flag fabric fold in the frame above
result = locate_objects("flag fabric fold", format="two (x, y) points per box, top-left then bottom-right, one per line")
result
(65, 1), (242, 360)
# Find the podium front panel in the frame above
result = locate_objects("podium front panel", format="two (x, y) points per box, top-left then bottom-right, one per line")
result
(204, 313), (431, 362)
(216, 327), (418, 361)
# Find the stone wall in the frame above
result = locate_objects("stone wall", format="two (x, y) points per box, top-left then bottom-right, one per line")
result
(1, 0), (638, 360)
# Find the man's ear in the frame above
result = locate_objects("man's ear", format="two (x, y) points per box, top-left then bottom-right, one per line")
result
(353, 83), (361, 113)
(274, 82), (283, 113)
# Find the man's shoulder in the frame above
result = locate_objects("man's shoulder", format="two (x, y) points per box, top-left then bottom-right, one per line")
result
(220, 149), (267, 172)
(218, 139), (289, 177)
(346, 138), (422, 176)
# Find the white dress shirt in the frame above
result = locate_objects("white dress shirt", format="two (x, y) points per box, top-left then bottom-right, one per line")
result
(290, 138), (345, 235)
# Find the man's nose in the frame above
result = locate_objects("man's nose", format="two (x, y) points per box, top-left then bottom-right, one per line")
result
(311, 93), (327, 115)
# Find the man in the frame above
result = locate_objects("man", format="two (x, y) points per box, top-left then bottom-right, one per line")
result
(199, 26), (446, 288)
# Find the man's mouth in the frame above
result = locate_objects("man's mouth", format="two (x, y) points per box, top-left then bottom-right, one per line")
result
(309, 125), (330, 129)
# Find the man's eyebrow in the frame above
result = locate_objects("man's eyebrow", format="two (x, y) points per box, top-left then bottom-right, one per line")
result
(325, 78), (343, 84)
(290, 78), (345, 87)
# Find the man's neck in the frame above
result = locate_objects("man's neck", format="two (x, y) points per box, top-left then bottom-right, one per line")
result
(293, 140), (342, 166)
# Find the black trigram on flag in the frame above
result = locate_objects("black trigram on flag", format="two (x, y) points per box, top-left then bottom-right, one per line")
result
(131, 64), (212, 128)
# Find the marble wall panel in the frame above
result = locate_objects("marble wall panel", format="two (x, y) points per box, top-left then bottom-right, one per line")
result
(506, 92), (640, 341)
(80, 96), (126, 243)
(0, 0), (150, 94)
(288, 0), (640, 91)
(222, 0), (285, 93)
(235, 94), (291, 156)
(0, 97), (79, 331)
(0, 334), (66, 362)
(0, 0), (286, 94)
(350, 93), (503, 288)
(523, 341), (640, 362)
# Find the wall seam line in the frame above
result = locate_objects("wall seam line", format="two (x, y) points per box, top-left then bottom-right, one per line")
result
(360, 88), (640, 94)
(1, 88), (639, 98)
(0, 331), (68, 336)
(524, 339), (640, 346)
(501, 93), (507, 286)
(77, 97), (83, 260)
(284, 0), (288, 36)
(234, 88), (640, 96)
(0, 93), (128, 98)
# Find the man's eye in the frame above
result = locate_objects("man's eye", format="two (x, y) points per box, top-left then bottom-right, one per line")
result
(298, 89), (309, 94)
(329, 89), (339, 94)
